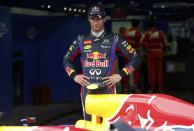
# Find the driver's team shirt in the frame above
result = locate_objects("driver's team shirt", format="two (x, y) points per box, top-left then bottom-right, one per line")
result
(63, 30), (140, 86)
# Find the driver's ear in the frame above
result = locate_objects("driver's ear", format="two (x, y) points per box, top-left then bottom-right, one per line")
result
(103, 17), (106, 22)
(88, 18), (91, 23)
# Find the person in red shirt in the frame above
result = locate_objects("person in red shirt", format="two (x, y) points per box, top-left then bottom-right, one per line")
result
(141, 20), (167, 93)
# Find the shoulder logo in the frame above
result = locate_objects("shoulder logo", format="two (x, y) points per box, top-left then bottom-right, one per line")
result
(126, 45), (132, 50)
(123, 66), (135, 75)
(69, 45), (74, 51)
(65, 67), (75, 76)
(128, 48), (135, 53)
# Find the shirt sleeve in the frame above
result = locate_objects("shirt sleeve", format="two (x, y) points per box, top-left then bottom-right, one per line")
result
(63, 35), (82, 79)
(115, 34), (141, 78)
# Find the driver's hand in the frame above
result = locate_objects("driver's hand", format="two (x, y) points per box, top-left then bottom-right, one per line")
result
(74, 74), (89, 87)
(102, 74), (122, 88)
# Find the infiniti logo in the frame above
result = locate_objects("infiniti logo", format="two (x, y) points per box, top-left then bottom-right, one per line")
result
(102, 39), (110, 44)
(89, 69), (101, 75)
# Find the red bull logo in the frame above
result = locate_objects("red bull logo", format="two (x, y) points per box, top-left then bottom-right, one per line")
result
(108, 94), (194, 130)
(87, 51), (106, 60)
(83, 60), (109, 67)
(123, 66), (135, 75)
(65, 67), (75, 76)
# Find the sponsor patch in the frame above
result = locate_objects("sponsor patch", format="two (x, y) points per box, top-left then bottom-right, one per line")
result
(102, 39), (110, 44)
(69, 45), (74, 51)
(83, 40), (92, 44)
(121, 40), (127, 45)
(84, 45), (92, 50)
(83, 60), (109, 67)
(83, 50), (92, 53)
(128, 48), (135, 53)
(89, 69), (102, 75)
(123, 43), (128, 48)
(65, 67), (75, 76)
(126, 45), (132, 50)
(100, 45), (111, 48)
(87, 51), (106, 60)
(123, 66), (135, 75)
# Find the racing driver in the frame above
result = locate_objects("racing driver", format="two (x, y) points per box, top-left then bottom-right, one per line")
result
(63, 3), (141, 120)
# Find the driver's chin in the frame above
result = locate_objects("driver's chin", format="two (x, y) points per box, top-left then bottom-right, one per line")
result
(93, 27), (100, 32)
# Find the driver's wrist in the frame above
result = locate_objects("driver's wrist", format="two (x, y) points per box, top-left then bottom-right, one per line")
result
(116, 74), (122, 79)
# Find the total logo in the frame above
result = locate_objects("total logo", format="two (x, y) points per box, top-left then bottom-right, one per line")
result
(86, 51), (106, 60)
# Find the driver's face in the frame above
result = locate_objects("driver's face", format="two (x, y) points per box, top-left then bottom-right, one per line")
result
(88, 16), (105, 32)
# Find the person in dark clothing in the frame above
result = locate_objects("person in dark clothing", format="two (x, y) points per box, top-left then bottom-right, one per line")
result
(63, 4), (141, 120)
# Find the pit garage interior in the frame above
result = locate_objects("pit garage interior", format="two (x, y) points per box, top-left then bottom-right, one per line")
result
(0, 0), (194, 126)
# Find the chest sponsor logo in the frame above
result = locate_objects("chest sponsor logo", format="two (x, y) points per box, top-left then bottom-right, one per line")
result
(86, 51), (106, 60)
(83, 49), (92, 53)
(84, 51), (108, 67)
(102, 39), (110, 44)
(89, 69), (101, 75)
(84, 45), (92, 50)
(83, 40), (92, 44)
(100, 45), (111, 49)
(83, 60), (109, 67)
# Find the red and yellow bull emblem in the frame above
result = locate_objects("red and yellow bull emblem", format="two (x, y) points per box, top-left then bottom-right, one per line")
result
(65, 67), (75, 76)
(87, 51), (106, 60)
(123, 66), (134, 75)
(84, 52), (108, 67)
